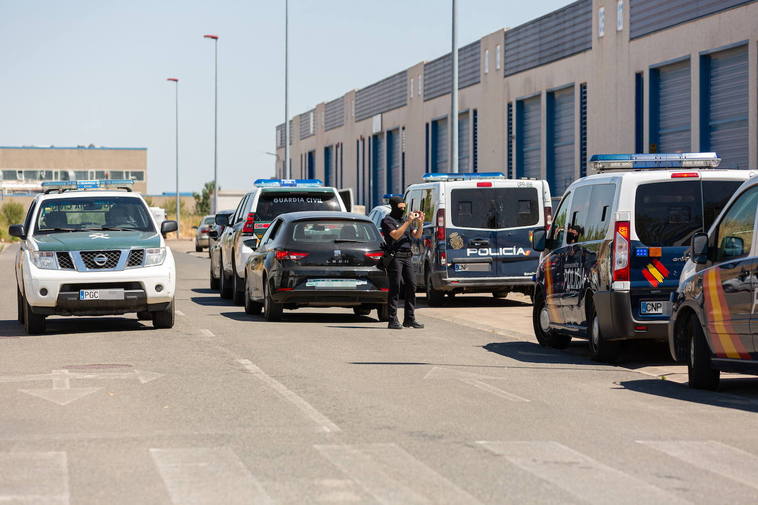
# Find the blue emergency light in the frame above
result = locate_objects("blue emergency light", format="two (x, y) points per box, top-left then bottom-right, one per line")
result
(422, 172), (506, 182)
(41, 179), (135, 191)
(383, 193), (403, 199)
(253, 178), (323, 188)
(589, 153), (721, 171)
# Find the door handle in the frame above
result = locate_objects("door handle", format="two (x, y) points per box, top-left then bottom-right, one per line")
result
(470, 239), (489, 247)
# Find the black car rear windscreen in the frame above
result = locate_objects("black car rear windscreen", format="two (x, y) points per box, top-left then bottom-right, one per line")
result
(450, 187), (539, 229)
(256, 191), (340, 221)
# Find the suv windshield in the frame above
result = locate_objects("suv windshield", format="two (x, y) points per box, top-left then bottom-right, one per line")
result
(35, 196), (155, 233)
(289, 220), (379, 243)
(635, 180), (742, 246)
(450, 187), (539, 229)
(256, 191), (340, 221)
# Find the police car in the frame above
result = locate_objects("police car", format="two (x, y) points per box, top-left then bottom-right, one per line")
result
(532, 153), (755, 361)
(404, 172), (552, 305)
(669, 175), (758, 389)
(213, 179), (347, 304)
(10, 180), (178, 334)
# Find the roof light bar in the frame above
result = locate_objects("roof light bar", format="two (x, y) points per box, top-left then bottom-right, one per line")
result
(253, 178), (323, 188)
(41, 179), (135, 191)
(382, 193), (403, 199)
(422, 171), (506, 182)
(589, 153), (721, 171)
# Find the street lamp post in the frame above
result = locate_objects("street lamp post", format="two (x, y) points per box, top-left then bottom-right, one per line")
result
(204, 34), (219, 214)
(450, 0), (459, 173)
(166, 77), (180, 237)
(284, 0), (290, 178)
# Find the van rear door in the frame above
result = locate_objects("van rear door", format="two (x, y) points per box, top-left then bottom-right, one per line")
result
(446, 182), (543, 279)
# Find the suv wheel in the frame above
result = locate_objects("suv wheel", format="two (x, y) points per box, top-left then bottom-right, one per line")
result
(219, 255), (233, 299)
(532, 291), (570, 349)
(210, 259), (220, 290)
(588, 305), (620, 362)
(688, 317), (720, 390)
(23, 297), (46, 335)
(232, 261), (245, 306)
(152, 298), (175, 329)
(263, 280), (283, 322)
(17, 288), (24, 324)
(244, 276), (263, 315)
(425, 268), (445, 306)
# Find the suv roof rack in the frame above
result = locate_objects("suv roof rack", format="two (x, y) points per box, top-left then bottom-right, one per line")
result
(41, 179), (134, 194)
(253, 178), (323, 188)
(589, 153), (721, 171)
(422, 171), (506, 182)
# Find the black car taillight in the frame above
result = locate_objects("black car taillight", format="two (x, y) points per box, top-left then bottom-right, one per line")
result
(275, 250), (309, 261)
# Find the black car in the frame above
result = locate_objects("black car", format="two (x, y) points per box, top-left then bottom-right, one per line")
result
(243, 211), (389, 321)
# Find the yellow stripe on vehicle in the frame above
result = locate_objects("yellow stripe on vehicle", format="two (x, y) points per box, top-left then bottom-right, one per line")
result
(646, 264), (664, 283)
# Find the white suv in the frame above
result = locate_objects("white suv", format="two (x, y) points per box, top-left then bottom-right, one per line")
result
(11, 180), (178, 334)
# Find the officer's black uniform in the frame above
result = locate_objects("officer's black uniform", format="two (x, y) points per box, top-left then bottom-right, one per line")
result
(380, 199), (422, 329)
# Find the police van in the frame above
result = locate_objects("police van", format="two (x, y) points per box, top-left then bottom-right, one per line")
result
(404, 172), (552, 305)
(531, 153), (755, 361)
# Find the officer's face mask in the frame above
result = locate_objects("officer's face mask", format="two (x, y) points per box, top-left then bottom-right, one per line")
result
(390, 204), (405, 220)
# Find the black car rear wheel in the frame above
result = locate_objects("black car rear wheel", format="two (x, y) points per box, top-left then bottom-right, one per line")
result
(688, 317), (720, 390)
(532, 291), (570, 349)
(353, 307), (371, 317)
(263, 280), (283, 322)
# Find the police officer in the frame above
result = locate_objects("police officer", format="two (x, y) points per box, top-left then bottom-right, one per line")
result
(381, 197), (424, 330)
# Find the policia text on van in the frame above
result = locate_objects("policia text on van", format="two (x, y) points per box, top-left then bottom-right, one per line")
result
(532, 153), (754, 362)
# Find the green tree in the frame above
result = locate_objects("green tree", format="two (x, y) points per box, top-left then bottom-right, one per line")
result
(1, 201), (25, 226)
(193, 181), (216, 216)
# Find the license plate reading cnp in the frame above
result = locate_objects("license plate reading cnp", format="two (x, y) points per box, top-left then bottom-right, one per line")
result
(640, 301), (664, 315)
(79, 289), (125, 301)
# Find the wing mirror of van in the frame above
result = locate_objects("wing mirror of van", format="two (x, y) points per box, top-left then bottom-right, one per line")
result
(215, 213), (230, 227)
(691, 232), (709, 265)
(532, 229), (547, 252)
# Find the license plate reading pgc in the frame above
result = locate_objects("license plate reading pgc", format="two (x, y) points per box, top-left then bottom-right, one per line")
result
(79, 289), (125, 301)
(640, 301), (664, 315)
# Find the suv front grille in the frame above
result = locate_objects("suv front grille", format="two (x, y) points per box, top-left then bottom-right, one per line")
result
(126, 249), (144, 267)
(56, 252), (75, 270)
(80, 250), (121, 269)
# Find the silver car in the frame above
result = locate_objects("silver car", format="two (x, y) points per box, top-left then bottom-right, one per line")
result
(193, 215), (215, 252)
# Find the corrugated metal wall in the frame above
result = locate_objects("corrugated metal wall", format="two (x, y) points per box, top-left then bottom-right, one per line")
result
(431, 118), (448, 172)
(458, 111), (471, 172)
(386, 129), (402, 194)
(579, 83), (587, 178)
(504, 0), (592, 77)
(630, 0), (755, 39)
(299, 110), (315, 140)
(517, 96), (541, 179)
(506, 103), (514, 177)
(423, 41), (481, 101)
(355, 71), (407, 122)
(650, 60), (691, 153)
(324, 97), (345, 131)
(547, 86), (575, 196)
(276, 124), (285, 149)
(371, 134), (385, 208)
(701, 45), (749, 169)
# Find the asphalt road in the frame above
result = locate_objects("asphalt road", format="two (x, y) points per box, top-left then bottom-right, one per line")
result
(1, 242), (758, 505)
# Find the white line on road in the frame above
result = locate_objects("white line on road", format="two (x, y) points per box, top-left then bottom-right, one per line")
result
(478, 441), (692, 505)
(0, 451), (69, 505)
(150, 447), (273, 505)
(237, 359), (340, 433)
(199, 329), (215, 338)
(316, 443), (482, 505)
(638, 440), (758, 490)
(424, 367), (530, 402)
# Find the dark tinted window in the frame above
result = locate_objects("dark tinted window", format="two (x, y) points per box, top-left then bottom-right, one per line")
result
(35, 197), (154, 233)
(288, 220), (380, 243)
(451, 187), (539, 229)
(568, 183), (616, 243)
(635, 180), (741, 246)
(255, 191), (340, 221)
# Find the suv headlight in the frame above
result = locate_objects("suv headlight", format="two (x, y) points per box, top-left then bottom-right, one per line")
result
(145, 247), (166, 267)
(31, 251), (58, 270)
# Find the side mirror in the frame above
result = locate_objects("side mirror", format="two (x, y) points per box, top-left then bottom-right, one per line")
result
(8, 224), (25, 239)
(243, 237), (260, 250)
(208, 229), (218, 239)
(192, 225), (198, 230)
(532, 229), (547, 252)
(215, 214), (230, 227)
(691, 232), (709, 265)
(161, 220), (178, 237)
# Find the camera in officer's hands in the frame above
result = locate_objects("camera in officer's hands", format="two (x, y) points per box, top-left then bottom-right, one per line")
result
(409, 211), (421, 221)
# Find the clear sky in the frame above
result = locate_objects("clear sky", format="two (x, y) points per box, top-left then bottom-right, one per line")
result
(1, 0), (572, 195)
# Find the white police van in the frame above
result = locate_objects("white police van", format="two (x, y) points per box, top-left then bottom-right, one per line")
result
(404, 172), (552, 305)
(532, 153), (755, 361)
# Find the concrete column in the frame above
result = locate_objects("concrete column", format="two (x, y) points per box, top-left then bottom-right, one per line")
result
(749, 42), (758, 169)
(691, 51), (701, 152)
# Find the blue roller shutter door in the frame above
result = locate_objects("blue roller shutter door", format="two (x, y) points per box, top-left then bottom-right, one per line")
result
(386, 129), (401, 195)
(432, 118), (448, 172)
(702, 45), (748, 169)
(517, 96), (541, 179)
(547, 86), (575, 196)
(307, 151), (315, 179)
(324, 146), (334, 186)
(651, 60), (690, 153)
(458, 112), (471, 172)
(371, 134), (385, 208)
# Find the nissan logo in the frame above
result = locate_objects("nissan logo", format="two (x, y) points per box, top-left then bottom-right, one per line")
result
(93, 253), (109, 267)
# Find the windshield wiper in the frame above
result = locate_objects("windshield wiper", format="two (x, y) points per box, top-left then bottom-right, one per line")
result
(38, 227), (78, 233)
(334, 239), (367, 243)
(82, 227), (134, 231)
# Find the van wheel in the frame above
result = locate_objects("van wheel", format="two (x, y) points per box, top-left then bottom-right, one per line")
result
(492, 290), (509, 299)
(532, 291), (570, 349)
(17, 288), (24, 324)
(376, 304), (389, 322)
(232, 262), (245, 306)
(588, 306), (620, 362)
(263, 280), (283, 322)
(219, 255), (233, 299)
(244, 276), (263, 315)
(24, 298), (46, 335)
(425, 269), (445, 306)
(688, 317), (720, 390)
(152, 299), (175, 329)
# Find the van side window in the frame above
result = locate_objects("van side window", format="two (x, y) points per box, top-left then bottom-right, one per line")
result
(408, 190), (421, 212)
(585, 184), (616, 241)
(715, 186), (758, 262)
(549, 192), (571, 246)
(421, 189), (434, 223)
(567, 186), (592, 244)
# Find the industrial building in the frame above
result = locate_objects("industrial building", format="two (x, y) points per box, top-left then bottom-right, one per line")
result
(275, 0), (758, 208)
(0, 145), (148, 195)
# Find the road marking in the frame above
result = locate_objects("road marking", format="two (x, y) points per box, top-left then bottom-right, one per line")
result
(478, 441), (691, 505)
(176, 310), (186, 317)
(150, 447), (272, 505)
(0, 368), (162, 405)
(316, 443), (482, 505)
(0, 451), (69, 504)
(199, 329), (215, 338)
(424, 367), (529, 402)
(237, 359), (340, 433)
(638, 440), (758, 490)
